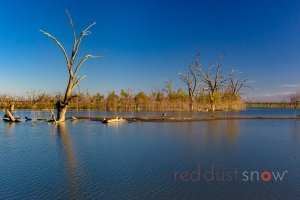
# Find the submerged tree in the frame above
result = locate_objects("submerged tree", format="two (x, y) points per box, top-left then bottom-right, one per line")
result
(179, 54), (200, 111)
(40, 11), (97, 122)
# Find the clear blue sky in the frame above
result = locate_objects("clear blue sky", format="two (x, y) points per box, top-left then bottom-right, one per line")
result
(0, 0), (300, 101)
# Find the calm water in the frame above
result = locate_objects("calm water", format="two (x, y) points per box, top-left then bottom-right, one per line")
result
(0, 108), (300, 200)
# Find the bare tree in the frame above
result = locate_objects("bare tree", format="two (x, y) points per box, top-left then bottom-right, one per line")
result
(151, 86), (164, 101)
(26, 90), (43, 109)
(290, 91), (300, 117)
(197, 52), (226, 111)
(40, 11), (97, 122)
(163, 79), (175, 99)
(179, 53), (200, 111)
(227, 68), (250, 99)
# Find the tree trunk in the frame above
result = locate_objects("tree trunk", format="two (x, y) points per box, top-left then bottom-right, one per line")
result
(210, 94), (215, 112)
(56, 76), (74, 122)
(189, 96), (194, 111)
(211, 103), (216, 112)
(57, 104), (68, 122)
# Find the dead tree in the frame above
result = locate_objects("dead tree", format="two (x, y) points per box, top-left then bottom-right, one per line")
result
(40, 11), (97, 122)
(163, 79), (175, 100)
(197, 53), (226, 111)
(227, 68), (250, 99)
(26, 90), (42, 109)
(179, 54), (200, 111)
(290, 91), (300, 117)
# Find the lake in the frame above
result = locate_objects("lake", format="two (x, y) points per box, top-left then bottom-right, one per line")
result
(0, 108), (300, 200)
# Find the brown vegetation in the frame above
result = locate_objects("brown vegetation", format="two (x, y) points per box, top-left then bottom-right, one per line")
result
(0, 89), (245, 112)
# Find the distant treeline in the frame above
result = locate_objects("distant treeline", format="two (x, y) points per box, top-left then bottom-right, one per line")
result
(0, 89), (244, 112)
(247, 102), (297, 108)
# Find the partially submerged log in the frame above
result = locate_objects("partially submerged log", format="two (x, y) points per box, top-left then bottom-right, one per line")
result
(2, 104), (21, 122)
(4, 109), (15, 121)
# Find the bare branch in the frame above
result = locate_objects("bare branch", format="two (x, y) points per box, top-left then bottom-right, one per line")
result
(163, 79), (174, 97)
(227, 68), (251, 96)
(72, 76), (86, 89)
(71, 22), (96, 65)
(66, 10), (77, 44)
(50, 110), (57, 123)
(39, 30), (70, 67)
(73, 54), (97, 76)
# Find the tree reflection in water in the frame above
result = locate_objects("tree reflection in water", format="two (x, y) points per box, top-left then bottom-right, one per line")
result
(205, 120), (240, 147)
(4, 122), (16, 134)
(56, 123), (80, 200)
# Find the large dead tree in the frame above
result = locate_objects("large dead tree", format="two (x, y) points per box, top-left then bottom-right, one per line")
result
(40, 11), (97, 122)
(179, 54), (200, 111)
(197, 53), (226, 111)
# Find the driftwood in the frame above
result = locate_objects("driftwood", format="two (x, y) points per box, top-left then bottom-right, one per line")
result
(50, 110), (58, 123)
(4, 110), (15, 121)
(2, 104), (20, 122)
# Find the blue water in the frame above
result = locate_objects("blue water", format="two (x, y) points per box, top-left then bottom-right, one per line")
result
(11, 107), (299, 119)
(0, 108), (300, 200)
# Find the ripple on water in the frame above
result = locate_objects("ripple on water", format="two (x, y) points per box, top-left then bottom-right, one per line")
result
(0, 114), (300, 199)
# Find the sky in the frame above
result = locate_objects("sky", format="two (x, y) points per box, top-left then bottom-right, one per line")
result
(0, 0), (300, 101)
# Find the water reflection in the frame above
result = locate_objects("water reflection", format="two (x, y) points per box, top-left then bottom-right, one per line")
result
(205, 120), (240, 146)
(225, 120), (240, 145)
(56, 123), (80, 199)
(8, 108), (300, 120)
(292, 120), (300, 142)
(173, 120), (241, 155)
(4, 122), (16, 134)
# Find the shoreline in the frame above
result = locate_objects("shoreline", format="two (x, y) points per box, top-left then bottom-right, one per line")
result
(74, 116), (300, 122)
